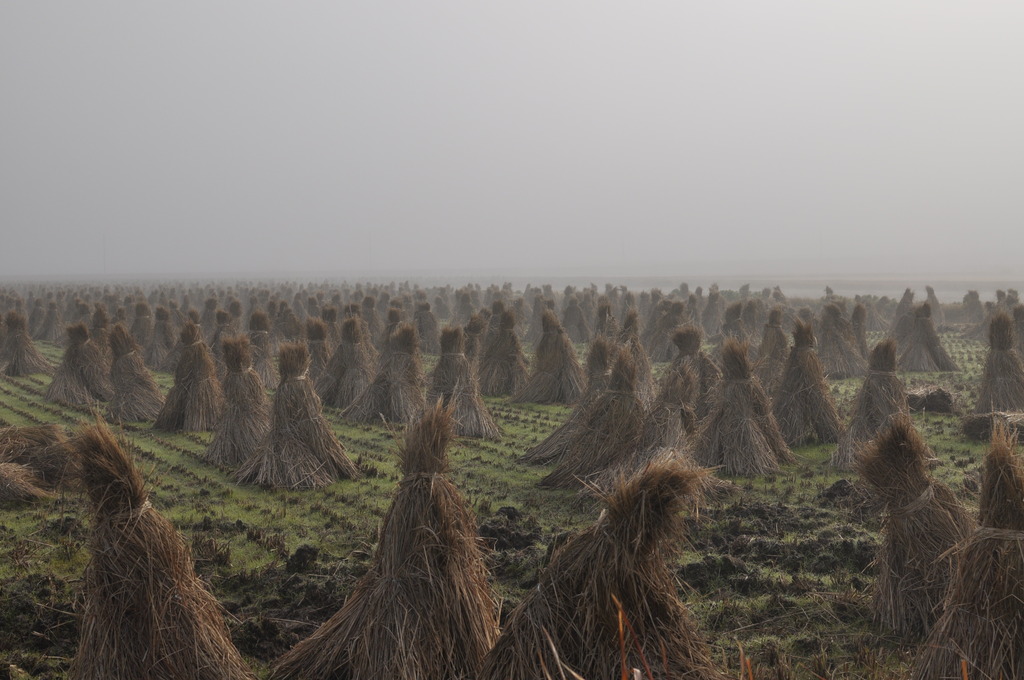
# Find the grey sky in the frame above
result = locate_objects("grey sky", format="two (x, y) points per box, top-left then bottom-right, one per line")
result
(2, 2), (1023, 279)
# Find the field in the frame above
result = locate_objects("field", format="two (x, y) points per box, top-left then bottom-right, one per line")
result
(0, 328), (993, 679)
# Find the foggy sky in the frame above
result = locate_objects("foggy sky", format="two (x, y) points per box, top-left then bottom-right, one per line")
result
(2, 2), (1023, 280)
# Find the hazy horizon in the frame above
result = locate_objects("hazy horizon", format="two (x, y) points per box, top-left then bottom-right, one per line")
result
(4, 3), (1024, 279)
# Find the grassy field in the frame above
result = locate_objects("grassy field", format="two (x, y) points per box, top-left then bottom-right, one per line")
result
(0, 333), (990, 679)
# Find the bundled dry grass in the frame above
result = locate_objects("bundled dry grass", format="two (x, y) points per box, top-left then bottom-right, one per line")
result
(236, 343), (359, 488)
(974, 310), (1024, 414)
(478, 311), (530, 397)
(851, 302), (869, 359)
(561, 295), (592, 343)
(106, 323), (164, 423)
(857, 416), (974, 639)
(911, 424), (1024, 679)
(0, 424), (74, 490)
(248, 309), (278, 388)
(272, 403), (497, 680)
(514, 309), (583, 404)
(463, 312), (488, 364)
(316, 317), (373, 411)
(833, 339), (907, 470)
(693, 339), (791, 475)
(898, 304), (959, 372)
(45, 323), (114, 407)
(773, 321), (843, 446)
(594, 298), (620, 339)
(68, 421), (256, 679)
(130, 301), (154, 348)
(154, 322), (224, 432)
(3, 311), (54, 376)
(344, 323), (426, 425)
(205, 336), (270, 467)
(539, 350), (653, 489)
(643, 300), (688, 362)
(414, 301), (441, 354)
(753, 307), (788, 393)
(620, 309), (655, 405)
(480, 461), (726, 680)
(924, 285), (944, 326)
(520, 337), (614, 466)
(817, 303), (867, 378)
(428, 326), (500, 439)
(0, 462), (51, 503)
(667, 326), (720, 422)
(962, 411), (1024, 441)
(33, 301), (63, 343)
(891, 288), (916, 340)
(305, 318), (330, 384)
(145, 306), (175, 370)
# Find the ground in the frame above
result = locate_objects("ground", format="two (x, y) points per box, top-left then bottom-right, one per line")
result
(0, 333), (991, 679)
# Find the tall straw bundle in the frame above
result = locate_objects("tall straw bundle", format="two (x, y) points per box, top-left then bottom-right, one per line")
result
(773, 321), (843, 446)
(719, 301), (746, 343)
(305, 318), (330, 384)
(414, 301), (441, 354)
(0, 424), (74, 490)
(667, 325), (721, 421)
(236, 343), (359, 488)
(28, 299), (45, 337)
(106, 323), (164, 422)
(619, 309), (655, 405)
(154, 322), (224, 432)
(539, 350), (652, 489)
(832, 339), (908, 470)
(68, 421), (256, 679)
(89, 304), (112, 364)
(891, 288), (916, 339)
(974, 310), (1024, 414)
(272, 403), (497, 680)
(561, 295), (591, 343)
(463, 312), (487, 364)
(753, 307), (788, 393)
(0, 463), (51, 503)
(648, 360), (699, 452)
(145, 306), (175, 369)
(514, 310), (583, 404)
(594, 298), (620, 339)
(320, 305), (341, 350)
(344, 324), (426, 425)
(3, 311), (54, 376)
(428, 327), (500, 439)
(1015, 304), (1024, 357)
(361, 295), (381, 341)
(817, 303), (867, 378)
(851, 302), (869, 359)
(898, 304), (958, 372)
(520, 336), (614, 465)
(857, 416), (974, 639)
(46, 323), (114, 407)
(248, 310), (278, 388)
(910, 424), (1024, 679)
(480, 462), (726, 680)
(205, 336), (269, 467)
(701, 289), (723, 336)
(130, 301), (153, 348)
(316, 318), (373, 411)
(379, 307), (404, 348)
(33, 301), (63, 343)
(209, 309), (236, 375)
(643, 300), (688, 362)
(924, 285), (944, 326)
(478, 311), (530, 397)
(693, 339), (791, 474)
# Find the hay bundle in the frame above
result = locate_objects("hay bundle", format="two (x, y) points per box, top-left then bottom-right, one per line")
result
(206, 336), (269, 467)
(379, 307), (404, 348)
(891, 288), (916, 339)
(643, 300), (688, 362)
(701, 289), (723, 336)
(962, 411), (1024, 441)
(924, 285), (944, 326)
(344, 323), (426, 425)
(753, 307), (788, 393)
(236, 343), (359, 488)
(773, 321), (843, 446)
(33, 301), (63, 343)
(316, 318), (373, 411)
(1015, 304), (1024, 357)
(248, 309), (278, 387)
(463, 312), (487, 364)
(898, 304), (959, 372)
(857, 416), (974, 639)
(69, 421), (255, 679)
(3, 311), (54, 376)
(428, 327), (500, 439)
(480, 462), (725, 680)
(107, 323), (164, 422)
(209, 309), (236, 374)
(719, 301), (746, 343)
(272, 403), (497, 680)
(851, 302), (869, 359)
(693, 339), (791, 475)
(832, 339), (908, 470)
(962, 289), (985, 325)
(321, 306), (341, 350)
(520, 336), (615, 465)
(46, 323), (114, 406)
(974, 310), (1024, 414)
(539, 350), (652, 489)
(200, 296), (220, 339)
(647, 360), (699, 453)
(89, 304), (112, 361)
(130, 301), (153, 348)
(667, 325), (720, 421)
(154, 322), (224, 432)
(561, 295), (591, 343)
(0, 463), (51, 503)
(514, 310), (583, 404)
(305, 318), (330, 384)
(414, 301), (441, 354)
(478, 311), (529, 397)
(817, 303), (867, 378)
(594, 298), (620, 339)
(0, 424), (74, 490)
(911, 424), (1024, 679)
(145, 306), (175, 369)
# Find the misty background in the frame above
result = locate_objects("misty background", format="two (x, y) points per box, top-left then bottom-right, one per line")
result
(2, 2), (1023, 284)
